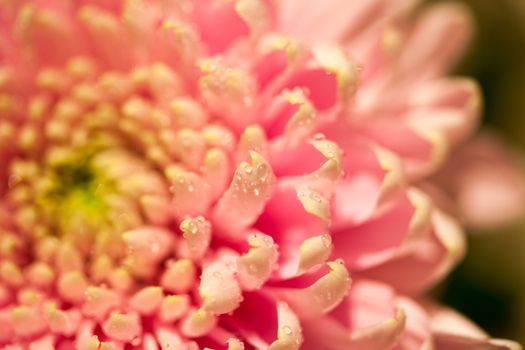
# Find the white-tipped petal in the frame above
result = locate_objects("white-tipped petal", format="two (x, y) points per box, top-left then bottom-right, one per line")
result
(203, 148), (231, 201)
(181, 309), (218, 338)
(102, 312), (141, 343)
(312, 44), (357, 102)
(180, 216), (212, 259)
(199, 261), (242, 315)
(160, 259), (196, 294)
(283, 89), (317, 140)
(298, 234), (333, 273)
(139, 195), (172, 225)
(166, 168), (211, 218)
(310, 137), (342, 168)
(374, 146), (406, 203)
(155, 326), (185, 349)
(297, 187), (331, 223)
(236, 125), (268, 163)
(274, 260), (350, 318)
(228, 338), (245, 350)
(83, 286), (121, 321)
(268, 302), (303, 350)
(213, 151), (276, 238)
(129, 286), (163, 316)
(237, 233), (278, 290)
(159, 295), (190, 322)
(122, 226), (174, 263)
(350, 309), (406, 348)
(407, 188), (433, 237)
(170, 97), (209, 129)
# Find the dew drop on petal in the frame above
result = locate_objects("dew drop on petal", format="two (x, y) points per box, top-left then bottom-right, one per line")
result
(321, 234), (332, 248)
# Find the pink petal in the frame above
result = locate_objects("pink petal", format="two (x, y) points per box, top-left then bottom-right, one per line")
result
(423, 302), (522, 350)
(269, 260), (351, 319)
(16, 6), (86, 67)
(332, 193), (415, 270)
(283, 67), (338, 111)
(78, 5), (134, 69)
(363, 208), (465, 294)
(397, 3), (473, 80)
(213, 151), (276, 240)
(301, 280), (407, 350)
(193, 0), (250, 53)
(433, 132), (525, 230)
(277, 0), (417, 44)
(406, 78), (481, 147)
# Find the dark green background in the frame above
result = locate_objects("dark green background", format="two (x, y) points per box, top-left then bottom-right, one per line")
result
(429, 0), (525, 343)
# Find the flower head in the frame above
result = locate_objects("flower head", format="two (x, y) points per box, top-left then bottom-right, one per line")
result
(0, 0), (520, 349)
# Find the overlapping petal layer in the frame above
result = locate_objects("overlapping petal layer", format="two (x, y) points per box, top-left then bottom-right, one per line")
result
(0, 0), (519, 349)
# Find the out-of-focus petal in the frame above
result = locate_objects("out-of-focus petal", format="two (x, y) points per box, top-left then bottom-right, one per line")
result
(433, 132), (525, 230)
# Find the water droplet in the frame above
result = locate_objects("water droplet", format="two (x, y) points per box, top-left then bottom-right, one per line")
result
(282, 325), (292, 335)
(212, 270), (222, 279)
(313, 133), (325, 141)
(309, 192), (323, 203)
(253, 188), (260, 196)
(256, 163), (268, 182)
(187, 220), (198, 234)
(321, 234), (332, 248)
(244, 166), (253, 175)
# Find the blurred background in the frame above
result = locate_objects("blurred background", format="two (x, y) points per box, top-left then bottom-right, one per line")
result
(429, 0), (525, 344)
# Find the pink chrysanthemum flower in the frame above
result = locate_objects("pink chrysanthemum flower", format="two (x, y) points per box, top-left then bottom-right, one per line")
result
(0, 0), (520, 349)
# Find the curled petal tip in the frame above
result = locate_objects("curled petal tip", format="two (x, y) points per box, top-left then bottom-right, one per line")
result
(268, 302), (303, 350)
(199, 261), (243, 315)
(180, 216), (212, 259)
(298, 233), (333, 272)
(350, 308), (407, 348)
(213, 151), (276, 237)
(297, 187), (331, 223)
(238, 232), (279, 289)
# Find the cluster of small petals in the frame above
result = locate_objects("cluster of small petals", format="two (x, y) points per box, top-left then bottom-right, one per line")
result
(0, 0), (520, 350)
